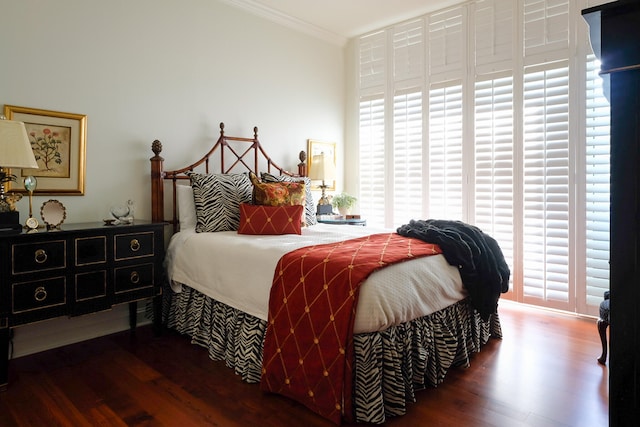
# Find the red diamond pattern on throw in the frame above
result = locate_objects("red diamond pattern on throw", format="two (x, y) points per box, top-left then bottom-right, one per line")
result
(260, 233), (442, 424)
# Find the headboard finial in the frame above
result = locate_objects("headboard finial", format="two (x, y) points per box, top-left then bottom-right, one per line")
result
(220, 122), (225, 135)
(298, 150), (307, 176)
(151, 140), (163, 157)
(254, 126), (258, 139)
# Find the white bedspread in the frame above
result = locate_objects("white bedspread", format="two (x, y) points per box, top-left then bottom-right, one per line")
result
(165, 223), (466, 334)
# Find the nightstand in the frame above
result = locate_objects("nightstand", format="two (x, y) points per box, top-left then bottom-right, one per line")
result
(317, 218), (366, 226)
(0, 221), (166, 389)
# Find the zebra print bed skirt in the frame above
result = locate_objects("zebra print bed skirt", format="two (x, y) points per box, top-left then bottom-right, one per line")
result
(164, 285), (502, 424)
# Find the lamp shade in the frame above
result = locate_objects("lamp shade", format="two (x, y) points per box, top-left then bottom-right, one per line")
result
(309, 153), (336, 182)
(0, 119), (39, 169)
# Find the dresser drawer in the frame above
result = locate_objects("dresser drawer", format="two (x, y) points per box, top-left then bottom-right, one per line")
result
(114, 263), (154, 293)
(12, 277), (66, 314)
(75, 236), (107, 266)
(75, 270), (107, 301)
(12, 240), (66, 275)
(114, 231), (155, 260)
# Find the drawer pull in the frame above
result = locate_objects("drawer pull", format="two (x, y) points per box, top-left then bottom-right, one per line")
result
(34, 249), (48, 264)
(130, 271), (140, 284)
(34, 286), (48, 302)
(130, 239), (140, 252)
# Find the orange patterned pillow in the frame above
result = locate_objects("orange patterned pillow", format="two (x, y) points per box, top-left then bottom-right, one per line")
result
(238, 203), (303, 235)
(249, 172), (306, 208)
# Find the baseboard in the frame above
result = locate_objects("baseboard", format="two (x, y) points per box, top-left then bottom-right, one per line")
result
(9, 302), (152, 359)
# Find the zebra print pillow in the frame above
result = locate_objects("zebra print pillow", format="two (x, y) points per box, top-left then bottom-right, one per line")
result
(187, 172), (252, 232)
(261, 172), (317, 226)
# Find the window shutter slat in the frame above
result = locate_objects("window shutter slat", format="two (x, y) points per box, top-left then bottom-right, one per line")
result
(429, 8), (464, 81)
(522, 63), (570, 307)
(394, 90), (423, 226)
(474, 76), (514, 275)
(360, 31), (386, 89)
(475, 0), (514, 74)
(429, 84), (463, 220)
(584, 54), (611, 305)
(394, 20), (424, 82)
(359, 97), (386, 227)
(524, 0), (569, 58)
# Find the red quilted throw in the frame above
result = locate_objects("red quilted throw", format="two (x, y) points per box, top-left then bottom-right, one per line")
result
(260, 233), (442, 424)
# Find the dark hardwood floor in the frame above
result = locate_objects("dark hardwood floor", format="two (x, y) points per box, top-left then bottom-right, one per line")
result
(0, 301), (608, 426)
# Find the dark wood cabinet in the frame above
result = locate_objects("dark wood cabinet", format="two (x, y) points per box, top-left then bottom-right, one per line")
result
(0, 221), (166, 389)
(583, 2), (640, 425)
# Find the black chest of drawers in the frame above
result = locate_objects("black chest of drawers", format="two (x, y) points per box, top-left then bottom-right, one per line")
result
(0, 221), (166, 388)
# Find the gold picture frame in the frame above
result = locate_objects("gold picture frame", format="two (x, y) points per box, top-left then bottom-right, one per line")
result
(307, 139), (336, 191)
(3, 105), (86, 195)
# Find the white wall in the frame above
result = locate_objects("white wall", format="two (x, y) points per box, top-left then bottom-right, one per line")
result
(1, 0), (345, 357)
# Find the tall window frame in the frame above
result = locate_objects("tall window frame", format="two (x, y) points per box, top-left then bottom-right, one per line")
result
(355, 0), (611, 317)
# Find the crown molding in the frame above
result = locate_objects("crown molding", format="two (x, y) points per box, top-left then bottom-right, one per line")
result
(219, 0), (347, 47)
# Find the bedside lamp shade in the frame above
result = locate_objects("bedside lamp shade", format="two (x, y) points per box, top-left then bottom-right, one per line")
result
(309, 153), (336, 181)
(309, 153), (336, 212)
(0, 119), (38, 169)
(0, 118), (38, 222)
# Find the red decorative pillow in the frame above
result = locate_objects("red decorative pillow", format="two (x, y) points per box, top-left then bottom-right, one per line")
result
(249, 171), (307, 226)
(238, 203), (304, 235)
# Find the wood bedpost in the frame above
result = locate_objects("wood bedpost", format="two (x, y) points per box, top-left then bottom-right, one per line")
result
(298, 150), (307, 177)
(150, 140), (164, 223)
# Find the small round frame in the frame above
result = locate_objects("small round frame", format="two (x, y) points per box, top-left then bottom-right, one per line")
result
(40, 199), (67, 230)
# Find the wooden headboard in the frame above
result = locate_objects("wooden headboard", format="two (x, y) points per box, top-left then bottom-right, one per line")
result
(150, 122), (307, 232)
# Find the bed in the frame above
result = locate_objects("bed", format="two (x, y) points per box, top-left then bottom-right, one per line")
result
(150, 123), (508, 424)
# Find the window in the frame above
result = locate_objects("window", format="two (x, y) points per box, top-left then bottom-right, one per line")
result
(355, 0), (609, 316)
(358, 97), (385, 227)
(393, 90), (423, 225)
(429, 84), (463, 221)
(584, 54), (610, 307)
(522, 63), (571, 309)
(474, 75), (514, 284)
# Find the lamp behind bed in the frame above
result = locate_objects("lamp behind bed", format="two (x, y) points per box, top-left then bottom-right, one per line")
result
(308, 152), (335, 215)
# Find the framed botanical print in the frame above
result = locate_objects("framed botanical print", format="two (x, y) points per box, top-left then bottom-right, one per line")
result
(3, 105), (86, 195)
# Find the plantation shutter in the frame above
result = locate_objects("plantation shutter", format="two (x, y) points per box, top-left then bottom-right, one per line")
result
(523, 0), (569, 60)
(393, 90), (423, 226)
(391, 20), (424, 226)
(429, 83), (463, 220)
(429, 7), (465, 82)
(473, 0), (515, 278)
(393, 19), (424, 83)
(355, 0), (609, 316)
(584, 54), (610, 307)
(474, 75), (514, 280)
(359, 97), (385, 227)
(427, 6), (464, 221)
(522, 63), (571, 309)
(358, 32), (387, 227)
(359, 31), (386, 90)
(474, 0), (515, 74)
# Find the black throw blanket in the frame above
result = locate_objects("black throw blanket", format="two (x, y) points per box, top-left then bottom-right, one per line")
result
(397, 219), (510, 320)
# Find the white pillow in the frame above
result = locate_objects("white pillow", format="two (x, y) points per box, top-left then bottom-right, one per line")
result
(177, 184), (197, 231)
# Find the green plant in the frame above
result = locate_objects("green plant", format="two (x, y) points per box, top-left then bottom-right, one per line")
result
(331, 192), (357, 210)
